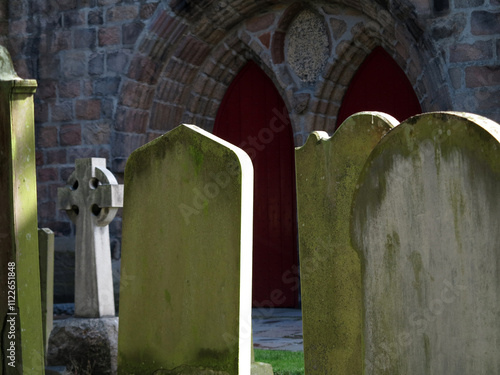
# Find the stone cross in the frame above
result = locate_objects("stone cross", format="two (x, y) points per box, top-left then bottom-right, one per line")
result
(58, 158), (123, 318)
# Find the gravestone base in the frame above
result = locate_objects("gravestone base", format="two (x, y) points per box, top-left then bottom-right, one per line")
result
(47, 317), (118, 375)
(251, 362), (273, 375)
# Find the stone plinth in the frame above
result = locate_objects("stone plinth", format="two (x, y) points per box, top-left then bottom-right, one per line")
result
(47, 317), (119, 375)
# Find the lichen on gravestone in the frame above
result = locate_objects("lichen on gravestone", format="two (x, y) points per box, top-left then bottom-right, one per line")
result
(118, 124), (255, 375)
(0, 43), (45, 373)
(295, 112), (399, 375)
(351, 112), (500, 373)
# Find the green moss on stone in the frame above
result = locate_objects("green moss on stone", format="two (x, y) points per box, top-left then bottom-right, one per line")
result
(189, 144), (204, 176)
(296, 112), (398, 375)
(119, 125), (250, 375)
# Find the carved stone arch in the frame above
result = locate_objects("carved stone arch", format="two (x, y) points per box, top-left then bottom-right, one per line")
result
(114, 1), (304, 171)
(169, 0), (280, 42)
(179, 36), (298, 135)
(314, 4), (451, 133)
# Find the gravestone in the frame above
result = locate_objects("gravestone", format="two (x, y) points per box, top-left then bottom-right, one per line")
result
(57, 158), (123, 318)
(0, 44), (46, 373)
(351, 112), (500, 373)
(39, 228), (55, 359)
(295, 112), (398, 375)
(51, 158), (123, 374)
(118, 124), (255, 375)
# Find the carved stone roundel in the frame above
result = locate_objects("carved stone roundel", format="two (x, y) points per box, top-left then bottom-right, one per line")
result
(286, 10), (330, 84)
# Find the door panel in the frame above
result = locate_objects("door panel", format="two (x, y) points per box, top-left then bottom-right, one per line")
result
(337, 46), (422, 127)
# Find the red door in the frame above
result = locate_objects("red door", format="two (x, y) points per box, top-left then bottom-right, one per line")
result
(337, 46), (422, 127)
(214, 61), (299, 308)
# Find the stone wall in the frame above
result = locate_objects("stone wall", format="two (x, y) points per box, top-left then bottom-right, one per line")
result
(4, 0), (499, 302)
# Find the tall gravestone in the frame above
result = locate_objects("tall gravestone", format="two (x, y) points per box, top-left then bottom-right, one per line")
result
(295, 112), (398, 375)
(0, 45), (45, 373)
(118, 124), (254, 375)
(351, 112), (500, 373)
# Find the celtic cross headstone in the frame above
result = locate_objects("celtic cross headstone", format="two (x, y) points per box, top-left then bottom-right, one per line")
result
(58, 158), (123, 318)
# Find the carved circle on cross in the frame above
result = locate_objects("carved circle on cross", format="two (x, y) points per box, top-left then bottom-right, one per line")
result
(58, 158), (123, 227)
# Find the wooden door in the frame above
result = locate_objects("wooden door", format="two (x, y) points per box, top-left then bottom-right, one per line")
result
(214, 61), (298, 308)
(337, 46), (422, 127)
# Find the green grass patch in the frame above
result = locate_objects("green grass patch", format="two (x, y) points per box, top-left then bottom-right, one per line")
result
(254, 349), (304, 375)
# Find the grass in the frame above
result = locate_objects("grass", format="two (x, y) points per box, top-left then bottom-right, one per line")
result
(254, 349), (305, 375)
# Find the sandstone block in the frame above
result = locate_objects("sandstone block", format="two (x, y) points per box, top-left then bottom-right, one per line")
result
(51, 101), (74, 122)
(60, 124), (82, 146)
(89, 10), (104, 25)
(471, 11), (500, 35)
(246, 13), (275, 32)
(99, 26), (121, 46)
(107, 51), (129, 73)
(122, 21), (144, 45)
(465, 65), (500, 87)
(106, 5), (139, 23)
(74, 28), (97, 49)
(450, 40), (493, 63)
(76, 99), (101, 120)
(140, 2), (160, 19)
(37, 126), (59, 148)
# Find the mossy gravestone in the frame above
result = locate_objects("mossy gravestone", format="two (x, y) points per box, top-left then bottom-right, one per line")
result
(118, 125), (254, 375)
(0, 45), (45, 374)
(351, 112), (500, 373)
(295, 112), (398, 375)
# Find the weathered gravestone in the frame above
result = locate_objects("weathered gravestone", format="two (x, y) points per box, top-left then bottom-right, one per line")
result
(118, 124), (256, 375)
(351, 112), (500, 373)
(50, 158), (123, 375)
(295, 112), (398, 375)
(0, 44), (46, 373)
(57, 157), (123, 318)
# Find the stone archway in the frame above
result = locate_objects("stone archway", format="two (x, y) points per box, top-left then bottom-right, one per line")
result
(112, 1), (453, 309)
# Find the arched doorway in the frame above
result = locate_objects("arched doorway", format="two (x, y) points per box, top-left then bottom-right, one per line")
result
(214, 61), (299, 308)
(336, 46), (422, 127)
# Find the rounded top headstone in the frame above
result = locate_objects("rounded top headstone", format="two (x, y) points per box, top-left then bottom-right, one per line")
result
(0, 45), (21, 81)
(286, 10), (330, 84)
